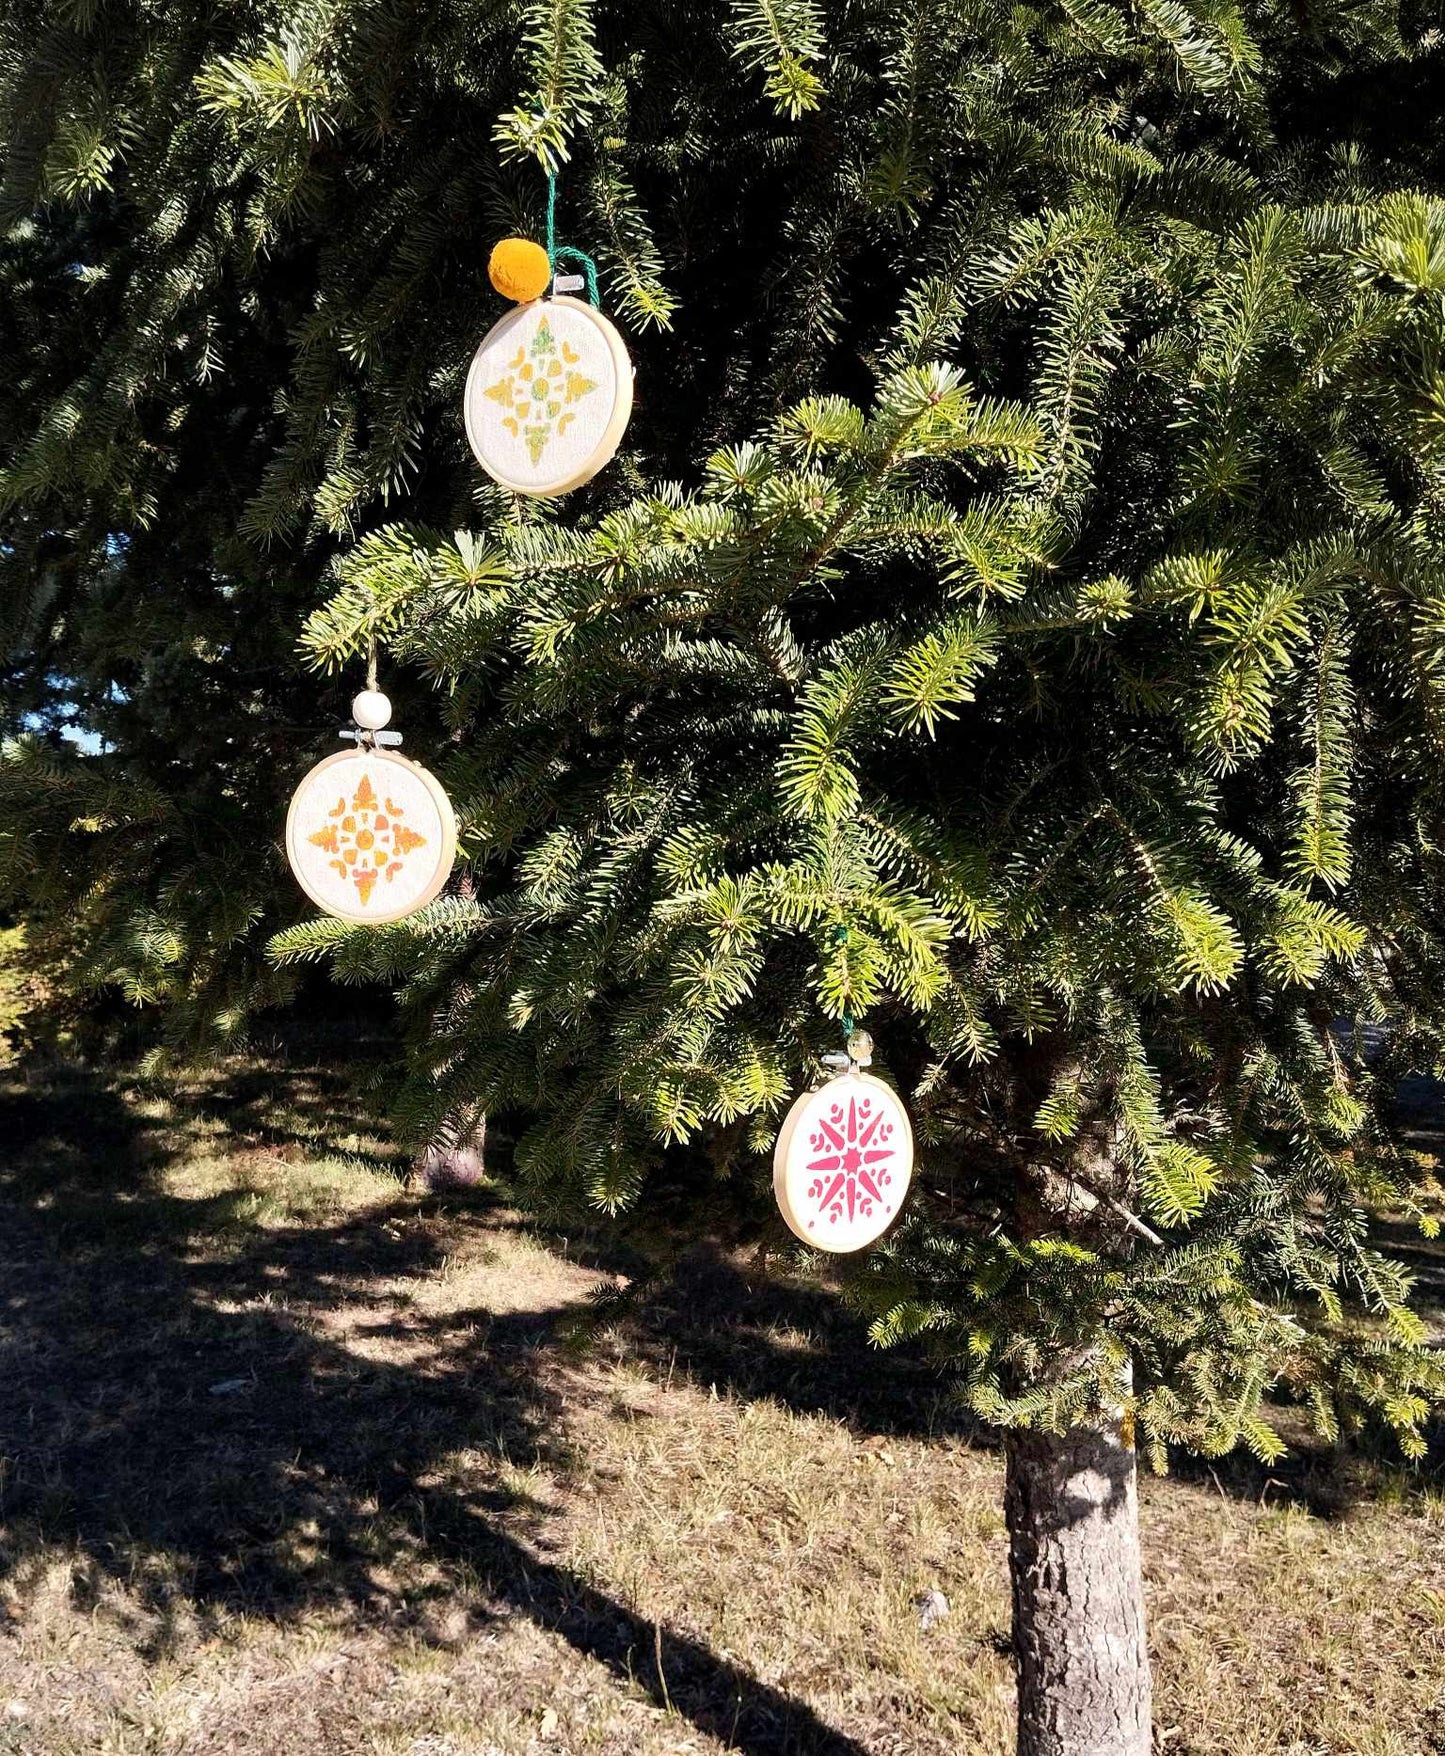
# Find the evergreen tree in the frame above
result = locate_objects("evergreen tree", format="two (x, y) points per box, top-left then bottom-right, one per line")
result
(0, 7), (332, 1039)
(6, 1), (1445, 1750)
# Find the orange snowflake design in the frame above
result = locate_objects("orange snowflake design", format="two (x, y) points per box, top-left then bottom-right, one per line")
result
(308, 771), (427, 908)
(482, 316), (597, 464)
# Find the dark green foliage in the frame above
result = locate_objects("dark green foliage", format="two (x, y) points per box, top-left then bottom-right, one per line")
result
(4, 0), (1445, 1456)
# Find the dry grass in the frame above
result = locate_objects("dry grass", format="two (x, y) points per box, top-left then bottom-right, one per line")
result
(0, 1057), (1441, 1756)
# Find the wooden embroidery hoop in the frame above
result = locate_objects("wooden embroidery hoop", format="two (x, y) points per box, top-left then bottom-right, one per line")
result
(462, 294), (634, 497)
(285, 746), (458, 925)
(772, 1070), (914, 1253)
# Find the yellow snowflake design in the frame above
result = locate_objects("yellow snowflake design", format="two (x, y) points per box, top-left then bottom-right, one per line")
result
(483, 316), (598, 465)
(308, 771), (427, 908)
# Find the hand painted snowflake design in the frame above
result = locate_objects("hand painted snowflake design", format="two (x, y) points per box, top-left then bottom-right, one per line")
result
(482, 315), (597, 465)
(307, 771), (427, 908)
(804, 1090), (902, 1234)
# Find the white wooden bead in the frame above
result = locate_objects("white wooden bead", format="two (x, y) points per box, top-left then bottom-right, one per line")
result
(351, 689), (393, 730)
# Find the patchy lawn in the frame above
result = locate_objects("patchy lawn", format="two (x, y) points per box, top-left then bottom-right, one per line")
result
(0, 1058), (1441, 1756)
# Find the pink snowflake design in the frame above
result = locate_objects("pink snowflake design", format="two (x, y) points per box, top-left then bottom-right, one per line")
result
(804, 1090), (902, 1233)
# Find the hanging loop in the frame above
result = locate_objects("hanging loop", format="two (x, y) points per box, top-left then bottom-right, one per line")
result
(341, 631), (402, 746)
(832, 921), (859, 1042)
(545, 172), (600, 307)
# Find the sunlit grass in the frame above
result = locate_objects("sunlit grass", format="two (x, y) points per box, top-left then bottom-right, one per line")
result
(0, 1058), (1440, 1755)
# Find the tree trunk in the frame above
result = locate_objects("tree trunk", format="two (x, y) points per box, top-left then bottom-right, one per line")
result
(1005, 1414), (1152, 1756)
(417, 1115), (487, 1188)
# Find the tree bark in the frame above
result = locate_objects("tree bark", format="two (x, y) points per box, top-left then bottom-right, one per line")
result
(417, 1115), (487, 1188)
(1005, 1413), (1152, 1756)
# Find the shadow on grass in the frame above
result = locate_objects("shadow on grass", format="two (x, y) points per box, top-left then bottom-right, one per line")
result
(1, 1050), (1438, 1753)
(0, 1062), (869, 1756)
(550, 1220), (1444, 1522)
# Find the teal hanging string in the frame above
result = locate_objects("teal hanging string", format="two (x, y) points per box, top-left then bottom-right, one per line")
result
(545, 172), (600, 307)
(833, 922), (855, 1039)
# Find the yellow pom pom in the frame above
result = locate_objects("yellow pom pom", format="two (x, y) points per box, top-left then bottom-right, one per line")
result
(488, 237), (552, 304)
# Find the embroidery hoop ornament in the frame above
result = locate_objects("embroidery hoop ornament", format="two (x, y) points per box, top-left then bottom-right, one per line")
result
(463, 296), (632, 496)
(463, 174), (633, 498)
(285, 684), (457, 925)
(773, 1029), (915, 1254)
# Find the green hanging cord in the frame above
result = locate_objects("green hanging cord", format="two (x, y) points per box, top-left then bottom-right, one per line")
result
(833, 921), (856, 1040)
(544, 170), (600, 308)
(544, 170), (557, 263)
